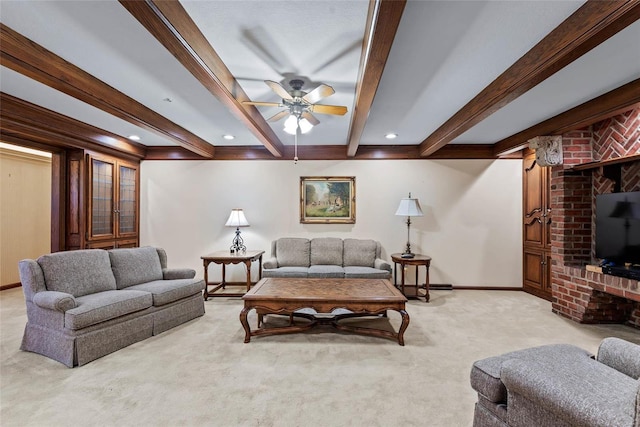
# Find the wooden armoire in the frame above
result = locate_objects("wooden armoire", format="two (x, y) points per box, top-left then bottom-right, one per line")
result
(522, 151), (552, 301)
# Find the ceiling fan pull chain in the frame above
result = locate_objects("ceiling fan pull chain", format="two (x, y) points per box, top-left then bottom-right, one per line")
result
(294, 116), (299, 164)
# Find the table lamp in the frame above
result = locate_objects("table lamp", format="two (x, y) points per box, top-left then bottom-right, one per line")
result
(225, 208), (249, 253)
(395, 193), (423, 258)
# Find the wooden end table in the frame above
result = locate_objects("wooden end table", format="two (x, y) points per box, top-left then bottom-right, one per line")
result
(391, 253), (432, 302)
(201, 250), (264, 300)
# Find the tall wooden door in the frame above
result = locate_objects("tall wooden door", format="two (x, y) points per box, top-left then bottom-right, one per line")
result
(523, 152), (552, 300)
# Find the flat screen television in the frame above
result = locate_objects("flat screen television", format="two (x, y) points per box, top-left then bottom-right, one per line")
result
(595, 191), (640, 265)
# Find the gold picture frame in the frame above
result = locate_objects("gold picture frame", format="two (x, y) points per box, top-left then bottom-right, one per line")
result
(300, 176), (356, 224)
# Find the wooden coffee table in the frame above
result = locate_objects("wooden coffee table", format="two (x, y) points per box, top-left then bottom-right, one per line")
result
(240, 278), (410, 345)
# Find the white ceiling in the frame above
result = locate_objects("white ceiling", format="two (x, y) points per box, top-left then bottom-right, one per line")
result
(1, 0), (639, 154)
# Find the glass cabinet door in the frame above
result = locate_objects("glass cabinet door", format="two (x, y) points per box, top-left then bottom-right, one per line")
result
(118, 164), (137, 237)
(89, 158), (115, 239)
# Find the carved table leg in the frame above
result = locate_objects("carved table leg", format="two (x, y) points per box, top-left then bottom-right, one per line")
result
(203, 260), (209, 301)
(424, 264), (430, 303)
(239, 306), (253, 343)
(397, 309), (410, 346)
(245, 260), (252, 292)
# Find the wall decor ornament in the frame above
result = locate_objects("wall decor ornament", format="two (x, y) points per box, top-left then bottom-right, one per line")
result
(300, 176), (355, 224)
(528, 135), (563, 167)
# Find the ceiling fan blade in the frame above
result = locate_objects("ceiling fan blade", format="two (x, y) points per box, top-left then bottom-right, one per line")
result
(301, 111), (320, 126)
(302, 84), (335, 104)
(265, 80), (293, 100)
(310, 104), (348, 116)
(266, 110), (290, 122)
(242, 101), (281, 107)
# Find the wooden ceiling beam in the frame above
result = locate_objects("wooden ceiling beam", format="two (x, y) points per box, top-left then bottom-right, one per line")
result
(0, 23), (214, 159)
(419, 0), (640, 157)
(146, 143), (499, 161)
(120, 0), (285, 157)
(346, 0), (406, 157)
(493, 79), (640, 156)
(0, 92), (147, 160)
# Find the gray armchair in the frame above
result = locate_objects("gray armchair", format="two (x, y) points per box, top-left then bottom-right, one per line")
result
(470, 337), (640, 427)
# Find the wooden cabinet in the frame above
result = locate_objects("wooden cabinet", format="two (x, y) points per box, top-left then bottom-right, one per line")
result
(86, 154), (139, 249)
(87, 154), (138, 246)
(523, 152), (552, 300)
(66, 151), (139, 250)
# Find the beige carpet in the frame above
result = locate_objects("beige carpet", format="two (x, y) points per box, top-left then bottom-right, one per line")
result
(1, 288), (639, 427)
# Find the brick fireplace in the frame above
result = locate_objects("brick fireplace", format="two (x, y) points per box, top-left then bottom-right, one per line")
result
(550, 106), (640, 328)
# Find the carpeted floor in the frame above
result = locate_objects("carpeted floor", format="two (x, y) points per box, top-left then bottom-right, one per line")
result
(1, 288), (639, 427)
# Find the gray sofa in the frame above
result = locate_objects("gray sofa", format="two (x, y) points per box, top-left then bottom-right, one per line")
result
(19, 246), (205, 367)
(262, 237), (391, 279)
(470, 337), (640, 427)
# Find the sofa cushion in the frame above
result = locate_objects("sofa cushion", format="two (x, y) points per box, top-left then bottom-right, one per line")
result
(343, 239), (376, 267)
(308, 265), (345, 278)
(38, 250), (117, 297)
(276, 238), (310, 267)
(310, 238), (343, 266)
(344, 266), (390, 279)
(470, 344), (593, 404)
(263, 267), (309, 278)
(65, 290), (152, 330)
(126, 279), (205, 306)
(108, 247), (163, 289)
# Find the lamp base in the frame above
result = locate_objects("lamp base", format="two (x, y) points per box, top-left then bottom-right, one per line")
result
(230, 228), (246, 254)
(401, 253), (415, 259)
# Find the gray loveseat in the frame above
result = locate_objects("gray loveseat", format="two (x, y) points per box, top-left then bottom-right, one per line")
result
(19, 246), (205, 367)
(470, 337), (640, 427)
(262, 237), (391, 279)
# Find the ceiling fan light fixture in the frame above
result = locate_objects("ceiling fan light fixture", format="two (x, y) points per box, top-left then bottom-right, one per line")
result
(283, 116), (297, 135)
(298, 118), (313, 134)
(283, 116), (313, 135)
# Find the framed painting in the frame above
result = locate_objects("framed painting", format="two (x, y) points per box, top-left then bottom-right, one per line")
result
(300, 176), (356, 224)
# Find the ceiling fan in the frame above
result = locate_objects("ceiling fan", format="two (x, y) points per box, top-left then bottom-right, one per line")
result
(243, 79), (348, 134)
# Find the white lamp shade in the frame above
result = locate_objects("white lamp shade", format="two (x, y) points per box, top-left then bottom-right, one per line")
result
(225, 209), (249, 227)
(395, 197), (424, 217)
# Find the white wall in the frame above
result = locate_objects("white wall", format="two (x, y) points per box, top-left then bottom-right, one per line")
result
(140, 159), (522, 287)
(0, 147), (51, 286)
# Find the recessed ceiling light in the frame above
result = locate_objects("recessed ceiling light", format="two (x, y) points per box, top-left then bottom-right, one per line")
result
(223, 134), (235, 140)
(128, 135), (141, 141)
(385, 133), (398, 139)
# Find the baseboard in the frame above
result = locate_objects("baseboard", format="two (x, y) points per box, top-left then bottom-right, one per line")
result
(430, 283), (453, 290)
(429, 284), (522, 291)
(453, 286), (522, 291)
(0, 282), (22, 291)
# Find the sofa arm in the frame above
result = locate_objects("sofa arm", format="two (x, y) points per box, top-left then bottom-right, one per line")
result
(597, 337), (640, 380)
(163, 268), (196, 280)
(32, 291), (76, 312)
(263, 257), (278, 269)
(501, 358), (639, 427)
(374, 258), (391, 271)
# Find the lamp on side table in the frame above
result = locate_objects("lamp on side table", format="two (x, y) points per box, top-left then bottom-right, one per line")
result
(225, 208), (249, 254)
(395, 193), (423, 258)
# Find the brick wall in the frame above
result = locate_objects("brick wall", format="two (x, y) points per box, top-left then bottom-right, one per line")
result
(549, 107), (640, 328)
